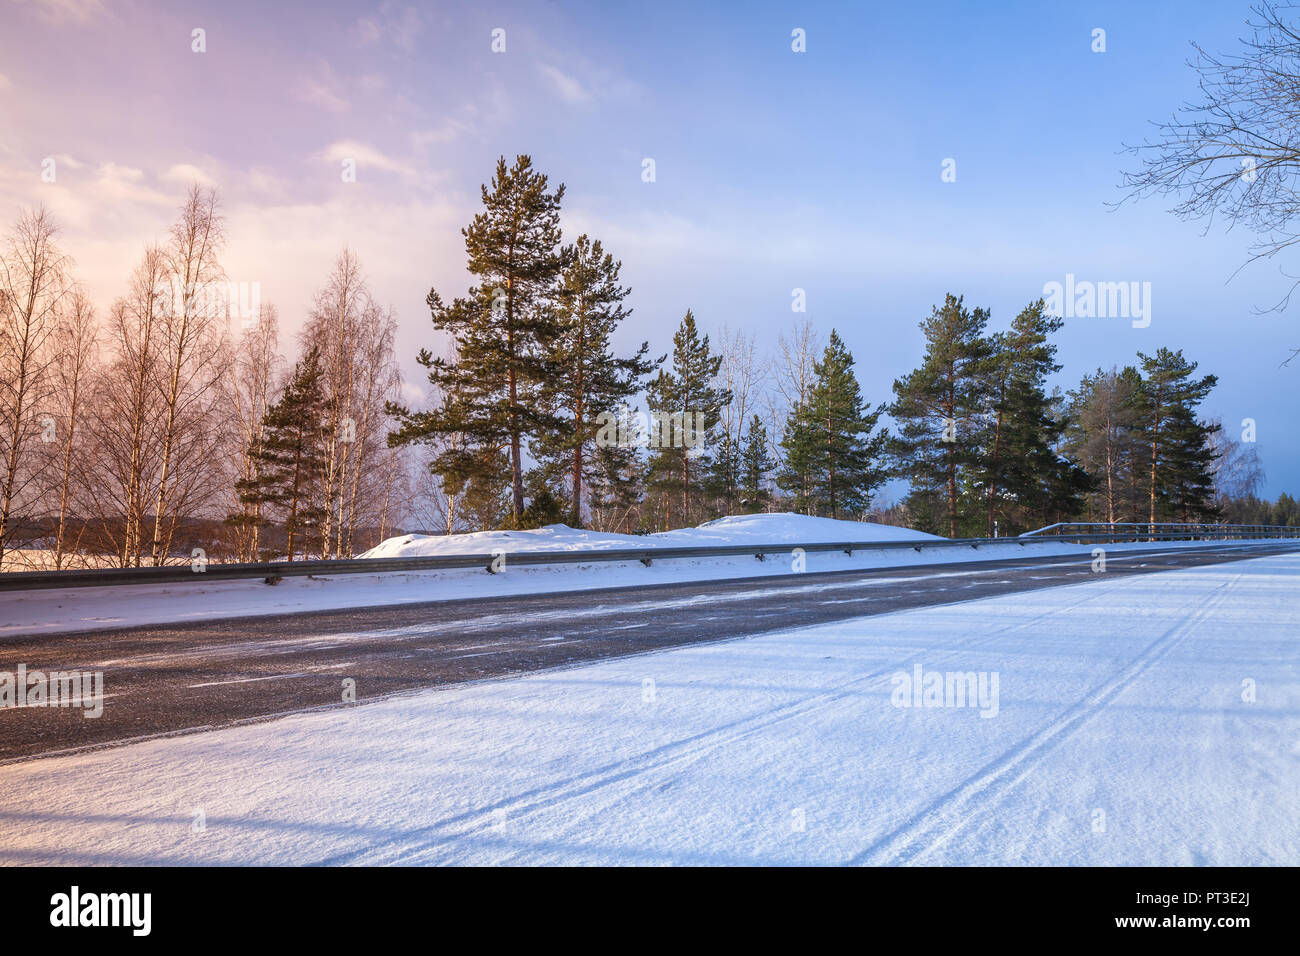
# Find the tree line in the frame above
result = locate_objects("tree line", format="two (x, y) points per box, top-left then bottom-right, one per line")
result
(0, 188), (411, 569)
(0, 156), (1288, 569)
(387, 155), (1276, 538)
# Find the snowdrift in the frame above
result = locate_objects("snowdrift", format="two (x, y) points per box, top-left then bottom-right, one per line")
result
(360, 512), (941, 560)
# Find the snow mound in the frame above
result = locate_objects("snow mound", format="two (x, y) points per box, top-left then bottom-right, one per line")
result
(654, 513), (941, 546)
(361, 525), (646, 559)
(361, 512), (941, 559)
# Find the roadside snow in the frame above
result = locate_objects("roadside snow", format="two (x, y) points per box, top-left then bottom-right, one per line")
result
(0, 534), (1269, 638)
(359, 512), (940, 559)
(1, 550), (1296, 865)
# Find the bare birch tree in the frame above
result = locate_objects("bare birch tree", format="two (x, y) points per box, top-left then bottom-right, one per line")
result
(713, 324), (767, 511)
(767, 317), (823, 478)
(47, 288), (98, 569)
(150, 184), (229, 564)
(1207, 417), (1266, 505)
(223, 304), (282, 560)
(0, 206), (71, 569)
(301, 250), (402, 557)
(1120, 2), (1300, 355)
(85, 246), (169, 566)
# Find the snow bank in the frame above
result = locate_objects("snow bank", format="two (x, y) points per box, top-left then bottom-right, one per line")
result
(655, 513), (941, 545)
(361, 512), (940, 559)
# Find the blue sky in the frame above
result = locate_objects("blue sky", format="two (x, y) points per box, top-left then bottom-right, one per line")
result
(2, 0), (1297, 496)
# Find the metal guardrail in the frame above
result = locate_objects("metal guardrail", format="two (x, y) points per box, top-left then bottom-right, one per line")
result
(1022, 522), (1297, 538)
(0, 525), (1297, 592)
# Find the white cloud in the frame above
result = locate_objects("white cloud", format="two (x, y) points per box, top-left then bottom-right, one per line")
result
(216, 190), (467, 364)
(296, 76), (350, 113)
(538, 64), (592, 105)
(0, 73), (12, 92)
(13, 0), (105, 25)
(162, 163), (216, 186)
(398, 379), (428, 406)
(0, 144), (468, 380)
(81, 162), (175, 212)
(411, 119), (468, 148)
(245, 166), (290, 199)
(320, 139), (418, 182)
(353, 4), (422, 52)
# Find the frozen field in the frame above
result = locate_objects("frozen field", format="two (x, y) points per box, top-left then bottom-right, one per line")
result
(1, 548), (1295, 866)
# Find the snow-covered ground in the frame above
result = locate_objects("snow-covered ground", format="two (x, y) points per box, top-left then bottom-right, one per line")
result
(0, 512), (1274, 637)
(360, 512), (940, 559)
(2, 549), (1295, 866)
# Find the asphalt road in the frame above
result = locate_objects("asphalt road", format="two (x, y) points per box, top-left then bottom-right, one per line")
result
(1, 541), (1295, 763)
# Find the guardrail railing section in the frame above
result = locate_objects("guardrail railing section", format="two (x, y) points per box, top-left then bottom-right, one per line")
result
(1, 524), (1296, 591)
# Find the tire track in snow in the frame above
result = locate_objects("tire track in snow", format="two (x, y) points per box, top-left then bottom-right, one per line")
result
(323, 579), (1127, 865)
(846, 573), (1242, 866)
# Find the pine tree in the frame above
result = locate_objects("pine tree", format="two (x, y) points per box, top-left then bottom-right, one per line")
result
(739, 415), (774, 513)
(587, 440), (646, 532)
(1135, 348), (1219, 524)
(705, 430), (742, 515)
(645, 310), (731, 528)
(1272, 492), (1298, 526)
(520, 469), (568, 526)
(1032, 387), (1092, 528)
(1119, 365), (1149, 522)
(388, 155), (565, 526)
(532, 234), (658, 526)
(230, 345), (328, 560)
(779, 330), (887, 519)
(889, 294), (992, 537)
(977, 300), (1068, 534)
(970, 300), (1091, 533)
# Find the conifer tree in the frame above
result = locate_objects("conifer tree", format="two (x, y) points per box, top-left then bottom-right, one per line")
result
(1119, 365), (1149, 521)
(587, 440), (646, 532)
(533, 234), (658, 526)
(645, 310), (730, 528)
(388, 155), (565, 525)
(705, 431), (742, 515)
(1272, 492), (1298, 526)
(976, 300), (1087, 533)
(1022, 386), (1092, 528)
(779, 330), (887, 519)
(739, 415), (774, 513)
(1135, 348), (1220, 523)
(231, 345), (328, 560)
(977, 301), (1056, 532)
(889, 294), (992, 537)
